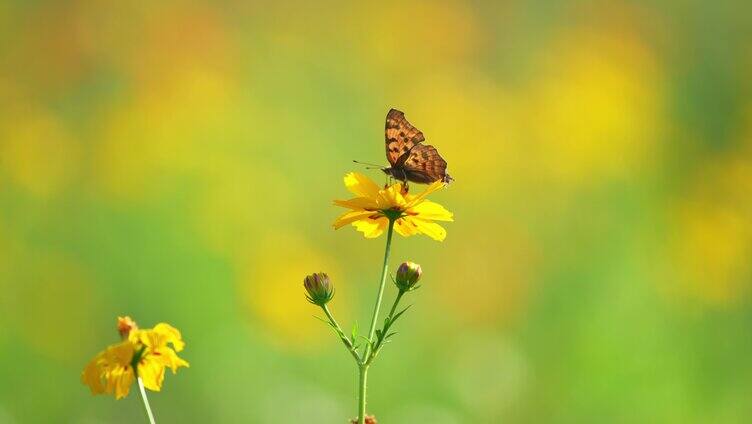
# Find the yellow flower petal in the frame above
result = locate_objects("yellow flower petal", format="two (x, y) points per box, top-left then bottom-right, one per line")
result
(108, 340), (136, 365)
(135, 324), (189, 377)
(333, 210), (378, 229)
(110, 366), (135, 399)
(138, 357), (166, 391)
(161, 348), (190, 373)
(353, 216), (388, 238)
(404, 180), (445, 208)
(333, 197), (380, 211)
(344, 172), (381, 198)
(410, 200), (454, 221)
(152, 323), (186, 352)
(81, 353), (106, 394)
(333, 172), (452, 240)
(406, 217), (447, 241)
(82, 340), (137, 399)
(380, 183), (408, 208)
(394, 217), (420, 237)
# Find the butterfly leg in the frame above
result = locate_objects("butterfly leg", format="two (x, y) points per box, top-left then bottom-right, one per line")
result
(401, 169), (409, 193)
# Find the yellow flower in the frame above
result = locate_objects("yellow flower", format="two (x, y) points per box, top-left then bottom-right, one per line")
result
(132, 323), (189, 392)
(81, 340), (137, 399)
(333, 173), (453, 241)
(82, 319), (189, 399)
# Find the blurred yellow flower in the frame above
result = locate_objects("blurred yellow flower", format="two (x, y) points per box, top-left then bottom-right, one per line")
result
(82, 339), (136, 399)
(82, 320), (189, 399)
(133, 323), (189, 392)
(333, 172), (453, 241)
(242, 233), (346, 349)
(524, 26), (664, 185)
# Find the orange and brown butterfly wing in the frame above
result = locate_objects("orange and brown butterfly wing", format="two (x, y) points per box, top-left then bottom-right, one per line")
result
(385, 109), (425, 166)
(401, 144), (452, 184)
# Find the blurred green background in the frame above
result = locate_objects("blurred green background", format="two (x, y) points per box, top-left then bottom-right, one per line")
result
(1, 0), (752, 422)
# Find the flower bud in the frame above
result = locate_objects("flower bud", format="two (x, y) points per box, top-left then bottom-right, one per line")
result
(394, 261), (422, 292)
(117, 316), (138, 339)
(304, 272), (334, 306)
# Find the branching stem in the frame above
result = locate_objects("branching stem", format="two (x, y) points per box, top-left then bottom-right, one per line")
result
(322, 304), (361, 363)
(357, 218), (396, 424)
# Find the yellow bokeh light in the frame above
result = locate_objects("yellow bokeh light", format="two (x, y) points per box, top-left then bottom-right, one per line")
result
(92, 68), (239, 199)
(193, 164), (296, 257)
(239, 233), (347, 350)
(0, 109), (81, 198)
(665, 152), (752, 306)
(434, 227), (538, 325)
(669, 203), (751, 305)
(525, 27), (665, 185)
(355, 0), (483, 72)
(409, 73), (519, 196)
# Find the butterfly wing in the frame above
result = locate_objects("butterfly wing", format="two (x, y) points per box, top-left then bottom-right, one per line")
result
(385, 109), (425, 166)
(401, 144), (452, 184)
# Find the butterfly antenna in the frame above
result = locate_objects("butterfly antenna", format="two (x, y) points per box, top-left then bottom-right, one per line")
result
(353, 160), (385, 169)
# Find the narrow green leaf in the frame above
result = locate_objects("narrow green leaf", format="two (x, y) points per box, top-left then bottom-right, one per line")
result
(313, 315), (341, 337)
(390, 304), (413, 325)
(358, 335), (375, 349)
(350, 322), (359, 345)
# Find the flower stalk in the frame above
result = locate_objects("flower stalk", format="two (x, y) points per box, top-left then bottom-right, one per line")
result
(322, 304), (361, 362)
(356, 217), (396, 423)
(307, 172), (451, 423)
(361, 216), (396, 362)
(357, 365), (368, 424)
(366, 289), (406, 366)
(137, 376), (156, 424)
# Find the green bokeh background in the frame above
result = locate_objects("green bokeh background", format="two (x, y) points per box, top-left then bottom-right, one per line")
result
(1, 1), (752, 422)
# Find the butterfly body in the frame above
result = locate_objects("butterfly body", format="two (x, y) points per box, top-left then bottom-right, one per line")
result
(382, 109), (452, 187)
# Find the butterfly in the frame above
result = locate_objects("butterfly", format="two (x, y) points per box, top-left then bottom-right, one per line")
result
(381, 108), (453, 189)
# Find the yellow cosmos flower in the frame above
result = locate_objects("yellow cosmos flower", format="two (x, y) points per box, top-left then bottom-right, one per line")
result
(82, 320), (189, 399)
(333, 172), (453, 241)
(132, 323), (189, 392)
(82, 339), (136, 399)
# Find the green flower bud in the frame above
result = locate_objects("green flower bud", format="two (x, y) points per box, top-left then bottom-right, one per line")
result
(394, 261), (422, 292)
(304, 272), (334, 306)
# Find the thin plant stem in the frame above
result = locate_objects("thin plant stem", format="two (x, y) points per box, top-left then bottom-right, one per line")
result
(386, 291), (404, 323)
(357, 218), (395, 424)
(323, 304), (361, 362)
(358, 365), (368, 424)
(366, 290), (404, 366)
(362, 219), (395, 361)
(137, 377), (156, 424)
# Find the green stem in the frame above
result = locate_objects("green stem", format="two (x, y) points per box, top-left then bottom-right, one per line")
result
(386, 291), (404, 323)
(322, 304), (361, 363)
(366, 290), (405, 366)
(362, 219), (395, 361)
(137, 377), (156, 424)
(358, 365), (368, 424)
(357, 218), (395, 424)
